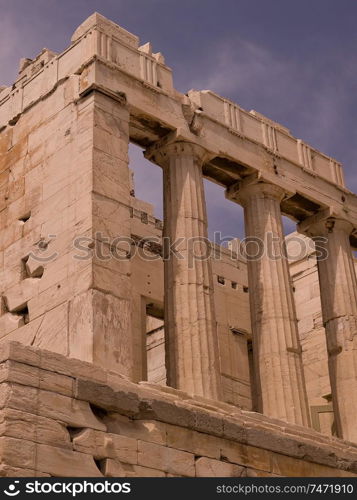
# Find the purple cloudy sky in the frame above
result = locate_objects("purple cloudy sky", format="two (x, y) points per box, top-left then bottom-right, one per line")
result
(1, 0), (356, 239)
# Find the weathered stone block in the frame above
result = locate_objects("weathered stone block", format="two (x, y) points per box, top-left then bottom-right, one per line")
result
(104, 414), (167, 445)
(137, 397), (196, 428)
(0, 341), (40, 366)
(72, 428), (137, 464)
(69, 289), (132, 376)
(38, 389), (107, 430)
(0, 314), (25, 339)
(222, 416), (247, 443)
(0, 408), (71, 448)
(270, 452), (355, 477)
(219, 440), (271, 473)
(193, 408), (224, 437)
(0, 382), (105, 430)
(0, 465), (50, 477)
(0, 436), (36, 469)
(166, 424), (220, 459)
(122, 464), (166, 478)
(138, 440), (195, 477)
(195, 457), (246, 477)
(38, 347), (107, 383)
(4, 278), (40, 313)
(36, 444), (103, 477)
(0, 360), (74, 397)
(75, 378), (140, 416)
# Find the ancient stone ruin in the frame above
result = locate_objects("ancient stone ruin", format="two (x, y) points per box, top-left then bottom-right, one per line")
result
(0, 13), (356, 477)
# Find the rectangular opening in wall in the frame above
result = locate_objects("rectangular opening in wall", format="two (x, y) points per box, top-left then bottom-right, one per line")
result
(247, 339), (257, 411)
(146, 303), (166, 385)
(129, 143), (163, 220)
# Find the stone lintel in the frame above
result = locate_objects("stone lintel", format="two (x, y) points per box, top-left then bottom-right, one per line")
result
(0, 13), (354, 227)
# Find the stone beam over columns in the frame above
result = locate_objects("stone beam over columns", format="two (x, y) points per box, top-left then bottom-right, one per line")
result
(1, 13), (357, 229)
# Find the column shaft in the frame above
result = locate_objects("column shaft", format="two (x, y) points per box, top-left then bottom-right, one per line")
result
(161, 142), (222, 399)
(239, 182), (310, 426)
(312, 219), (357, 442)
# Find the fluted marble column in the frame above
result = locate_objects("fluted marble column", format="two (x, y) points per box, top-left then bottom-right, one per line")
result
(229, 180), (310, 426)
(300, 217), (357, 442)
(151, 142), (222, 399)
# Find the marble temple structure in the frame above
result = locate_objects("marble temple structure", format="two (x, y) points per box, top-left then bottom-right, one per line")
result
(0, 13), (356, 477)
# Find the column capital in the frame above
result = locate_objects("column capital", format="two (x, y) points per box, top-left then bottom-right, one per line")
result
(226, 175), (288, 207)
(145, 136), (212, 168)
(298, 209), (354, 238)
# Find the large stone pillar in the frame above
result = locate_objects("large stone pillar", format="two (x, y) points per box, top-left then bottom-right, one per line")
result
(68, 89), (133, 379)
(227, 179), (310, 426)
(299, 215), (357, 442)
(147, 142), (222, 400)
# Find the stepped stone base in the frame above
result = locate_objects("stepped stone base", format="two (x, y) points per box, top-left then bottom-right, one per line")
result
(0, 341), (356, 478)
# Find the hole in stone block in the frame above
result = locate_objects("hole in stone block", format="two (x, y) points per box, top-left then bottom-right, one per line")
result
(94, 458), (105, 474)
(18, 212), (31, 223)
(21, 256), (29, 279)
(0, 296), (8, 315)
(66, 426), (84, 441)
(217, 275), (225, 285)
(21, 255), (44, 279)
(231, 281), (237, 289)
(14, 303), (29, 324)
(89, 403), (108, 421)
(31, 265), (44, 279)
(9, 115), (20, 126)
(243, 286), (249, 293)
(247, 339), (258, 412)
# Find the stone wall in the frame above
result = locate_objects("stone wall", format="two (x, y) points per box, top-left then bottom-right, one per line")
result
(0, 72), (134, 377)
(0, 341), (356, 478)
